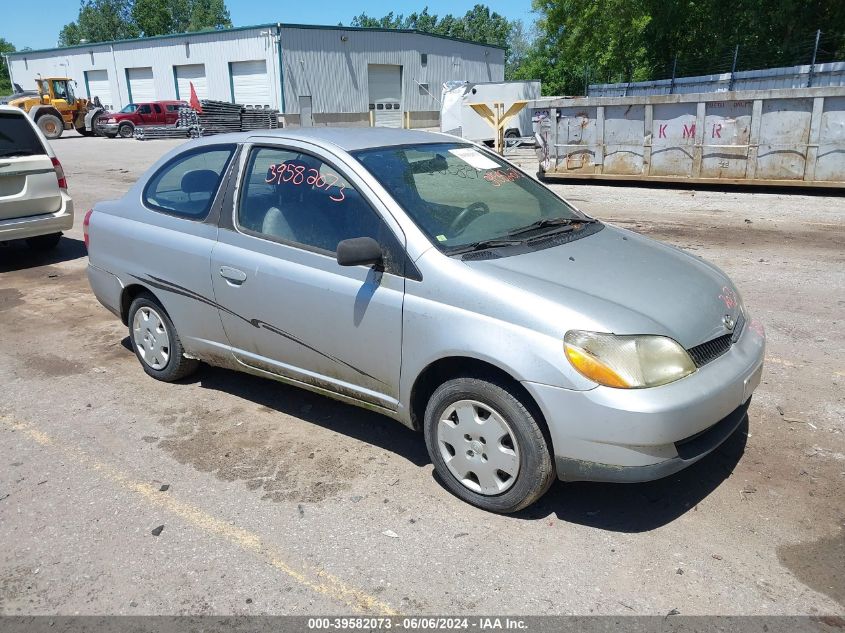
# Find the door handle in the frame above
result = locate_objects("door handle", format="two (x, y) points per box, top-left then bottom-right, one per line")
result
(219, 266), (247, 284)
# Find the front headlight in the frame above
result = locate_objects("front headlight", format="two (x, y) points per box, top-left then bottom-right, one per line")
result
(564, 330), (696, 389)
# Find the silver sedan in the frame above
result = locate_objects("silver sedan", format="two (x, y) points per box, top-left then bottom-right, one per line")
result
(86, 128), (765, 512)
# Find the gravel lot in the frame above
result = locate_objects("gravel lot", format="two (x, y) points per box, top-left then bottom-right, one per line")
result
(1, 135), (843, 616)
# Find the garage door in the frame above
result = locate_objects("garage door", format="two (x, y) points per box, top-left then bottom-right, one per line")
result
(368, 64), (402, 128)
(126, 67), (155, 103)
(230, 60), (271, 107)
(174, 64), (207, 101)
(85, 69), (113, 110)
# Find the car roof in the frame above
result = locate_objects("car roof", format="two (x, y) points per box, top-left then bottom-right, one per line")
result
(194, 127), (464, 152)
(0, 104), (26, 114)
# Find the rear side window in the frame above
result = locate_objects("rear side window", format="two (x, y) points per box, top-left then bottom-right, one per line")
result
(143, 145), (234, 220)
(0, 112), (46, 157)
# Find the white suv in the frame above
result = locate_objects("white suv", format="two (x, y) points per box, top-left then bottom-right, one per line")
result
(0, 105), (73, 250)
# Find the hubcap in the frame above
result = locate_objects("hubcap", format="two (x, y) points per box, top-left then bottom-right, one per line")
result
(132, 306), (170, 370)
(437, 399), (520, 495)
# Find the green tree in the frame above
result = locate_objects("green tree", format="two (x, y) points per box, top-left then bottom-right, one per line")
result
(59, 0), (139, 46)
(59, 0), (231, 45)
(58, 22), (83, 47)
(349, 5), (520, 73)
(526, 0), (845, 95)
(132, 0), (177, 36)
(188, 0), (232, 31)
(0, 38), (16, 95)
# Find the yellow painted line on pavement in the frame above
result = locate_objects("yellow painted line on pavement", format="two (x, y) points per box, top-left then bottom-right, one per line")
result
(760, 356), (843, 379)
(2, 415), (397, 616)
(603, 212), (843, 228)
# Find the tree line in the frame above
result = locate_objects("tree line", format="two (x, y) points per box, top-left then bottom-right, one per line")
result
(2, 0), (844, 97)
(58, 0), (232, 47)
(349, 1), (844, 95)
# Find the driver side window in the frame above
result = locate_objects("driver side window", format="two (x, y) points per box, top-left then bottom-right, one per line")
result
(238, 146), (405, 273)
(138, 104), (152, 114)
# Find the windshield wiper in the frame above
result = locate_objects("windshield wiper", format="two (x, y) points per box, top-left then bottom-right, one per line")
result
(447, 237), (526, 255)
(507, 216), (595, 238)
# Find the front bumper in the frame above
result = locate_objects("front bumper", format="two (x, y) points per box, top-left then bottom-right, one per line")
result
(97, 122), (120, 135)
(523, 320), (765, 482)
(0, 192), (74, 242)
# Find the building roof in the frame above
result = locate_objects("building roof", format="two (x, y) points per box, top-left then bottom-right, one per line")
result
(7, 22), (506, 58)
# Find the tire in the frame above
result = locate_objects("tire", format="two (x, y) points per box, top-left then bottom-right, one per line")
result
(37, 114), (64, 140)
(505, 129), (520, 139)
(76, 125), (95, 137)
(128, 293), (199, 382)
(117, 122), (134, 138)
(25, 232), (62, 251)
(424, 377), (555, 513)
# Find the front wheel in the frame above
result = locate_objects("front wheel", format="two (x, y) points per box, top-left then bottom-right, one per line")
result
(37, 114), (64, 140)
(424, 377), (555, 513)
(128, 294), (198, 382)
(118, 122), (134, 138)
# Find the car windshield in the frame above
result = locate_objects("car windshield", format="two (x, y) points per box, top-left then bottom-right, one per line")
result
(120, 104), (139, 113)
(352, 142), (586, 252)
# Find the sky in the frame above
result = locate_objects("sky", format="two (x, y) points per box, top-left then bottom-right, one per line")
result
(2, 0), (537, 51)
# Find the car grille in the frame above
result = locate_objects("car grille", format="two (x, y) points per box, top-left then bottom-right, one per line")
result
(687, 333), (733, 367)
(686, 312), (746, 368)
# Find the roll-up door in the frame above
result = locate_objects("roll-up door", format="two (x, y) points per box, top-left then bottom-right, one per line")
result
(368, 64), (402, 128)
(126, 67), (155, 103)
(230, 60), (271, 107)
(85, 69), (113, 110)
(174, 64), (207, 100)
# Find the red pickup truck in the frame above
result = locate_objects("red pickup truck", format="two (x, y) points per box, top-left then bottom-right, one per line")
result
(97, 100), (188, 138)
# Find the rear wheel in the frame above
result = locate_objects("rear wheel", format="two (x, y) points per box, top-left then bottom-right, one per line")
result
(424, 377), (555, 513)
(25, 232), (61, 251)
(128, 294), (198, 382)
(37, 114), (64, 140)
(118, 122), (134, 138)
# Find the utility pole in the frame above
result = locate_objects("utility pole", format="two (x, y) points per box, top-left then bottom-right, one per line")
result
(807, 29), (821, 88)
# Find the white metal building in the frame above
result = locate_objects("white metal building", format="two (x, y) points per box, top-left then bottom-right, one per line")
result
(5, 23), (505, 127)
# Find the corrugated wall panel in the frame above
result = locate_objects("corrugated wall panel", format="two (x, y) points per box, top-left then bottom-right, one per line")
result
(531, 87), (845, 187)
(7, 26), (504, 116)
(589, 62), (845, 97)
(279, 27), (504, 114)
(9, 27), (277, 110)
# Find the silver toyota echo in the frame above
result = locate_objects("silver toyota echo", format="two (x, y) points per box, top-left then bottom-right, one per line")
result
(86, 128), (765, 513)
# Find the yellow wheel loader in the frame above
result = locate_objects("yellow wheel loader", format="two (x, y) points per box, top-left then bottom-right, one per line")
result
(8, 77), (105, 140)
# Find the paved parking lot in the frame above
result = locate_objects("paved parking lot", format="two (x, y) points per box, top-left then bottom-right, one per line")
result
(1, 135), (843, 616)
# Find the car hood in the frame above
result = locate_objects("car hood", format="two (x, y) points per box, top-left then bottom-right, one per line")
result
(464, 224), (741, 348)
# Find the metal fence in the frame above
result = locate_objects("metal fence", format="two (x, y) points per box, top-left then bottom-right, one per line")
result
(587, 29), (845, 97)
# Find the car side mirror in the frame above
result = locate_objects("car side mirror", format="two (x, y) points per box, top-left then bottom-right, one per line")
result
(336, 237), (383, 268)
